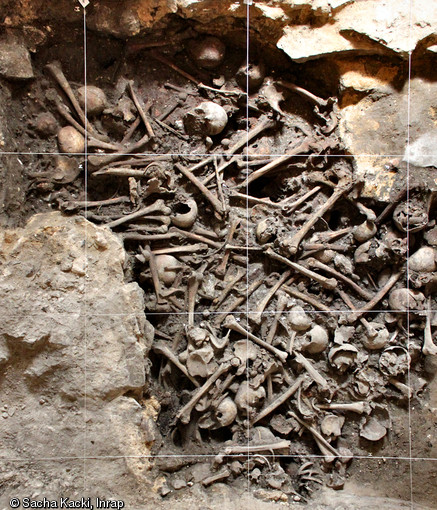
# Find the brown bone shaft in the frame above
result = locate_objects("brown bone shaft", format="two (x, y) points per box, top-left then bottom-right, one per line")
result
(175, 163), (225, 215)
(285, 184), (352, 255)
(243, 138), (313, 186)
(252, 375), (305, 424)
(265, 248), (337, 290)
(346, 271), (402, 323)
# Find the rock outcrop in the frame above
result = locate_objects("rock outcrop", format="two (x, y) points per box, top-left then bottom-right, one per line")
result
(0, 212), (157, 505)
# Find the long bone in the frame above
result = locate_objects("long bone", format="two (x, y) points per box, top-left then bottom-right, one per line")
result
(282, 283), (331, 312)
(170, 227), (221, 249)
(306, 258), (373, 301)
(266, 291), (289, 344)
(186, 116), (275, 178)
(152, 342), (200, 388)
(288, 411), (340, 461)
(346, 271), (402, 324)
(316, 402), (367, 414)
(222, 440), (291, 456)
(389, 378), (413, 398)
(175, 362), (231, 425)
(283, 180), (353, 255)
(187, 263), (207, 326)
(277, 80), (330, 108)
(265, 248), (337, 290)
(129, 215), (171, 227)
(212, 267), (246, 309)
(127, 82), (155, 138)
(252, 374), (306, 424)
(222, 315), (288, 363)
(151, 243), (207, 256)
(122, 232), (181, 242)
(337, 288), (378, 338)
(423, 298), (437, 356)
(294, 352), (329, 391)
(46, 62), (97, 135)
(55, 101), (112, 145)
(140, 245), (165, 305)
(214, 155), (227, 214)
(175, 163), (225, 215)
(250, 270), (292, 325)
(215, 217), (241, 277)
(88, 133), (150, 169)
(239, 138), (314, 187)
(105, 199), (171, 229)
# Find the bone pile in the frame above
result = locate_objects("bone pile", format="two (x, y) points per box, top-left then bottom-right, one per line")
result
(32, 35), (437, 501)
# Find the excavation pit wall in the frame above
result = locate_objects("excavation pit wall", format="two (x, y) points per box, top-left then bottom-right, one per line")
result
(0, 1), (437, 509)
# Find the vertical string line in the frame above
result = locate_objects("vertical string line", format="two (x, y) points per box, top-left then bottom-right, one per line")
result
(406, 0), (414, 507)
(82, 5), (89, 492)
(245, 0), (251, 498)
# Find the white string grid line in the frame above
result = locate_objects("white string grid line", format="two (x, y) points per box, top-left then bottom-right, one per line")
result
(82, 5), (89, 494)
(406, 0), (414, 506)
(245, 1), (252, 498)
(2, 0), (432, 505)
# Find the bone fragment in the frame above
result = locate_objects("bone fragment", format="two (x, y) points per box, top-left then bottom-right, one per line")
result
(266, 291), (289, 344)
(88, 133), (150, 169)
(241, 138), (314, 187)
(214, 277), (264, 327)
(191, 117), (275, 181)
(213, 267), (246, 309)
(201, 469), (231, 487)
(141, 245), (165, 305)
(215, 217), (241, 277)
